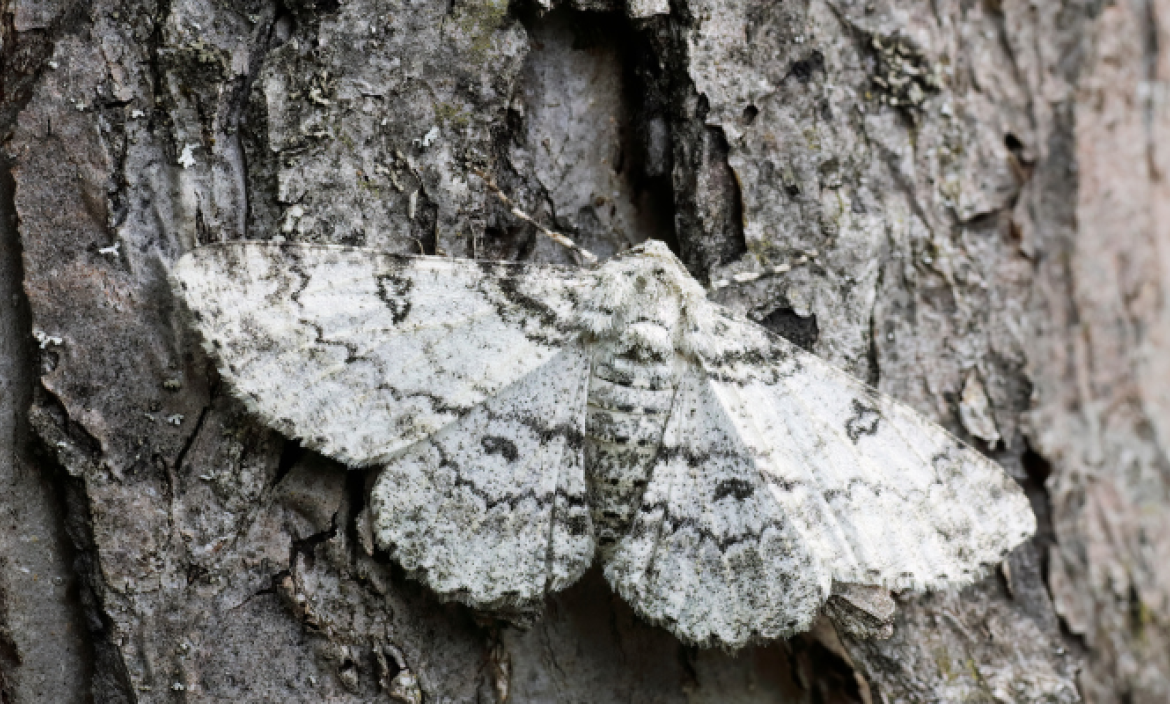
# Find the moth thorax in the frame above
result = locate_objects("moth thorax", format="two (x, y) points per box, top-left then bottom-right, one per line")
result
(578, 245), (696, 345)
(610, 320), (673, 362)
(600, 285), (684, 362)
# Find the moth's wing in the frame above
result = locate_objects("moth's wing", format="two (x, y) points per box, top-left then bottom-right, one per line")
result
(172, 242), (585, 467)
(694, 310), (1036, 592)
(604, 366), (830, 649)
(370, 342), (594, 610)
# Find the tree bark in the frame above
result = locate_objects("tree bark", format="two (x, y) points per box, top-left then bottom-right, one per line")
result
(1, 0), (1166, 701)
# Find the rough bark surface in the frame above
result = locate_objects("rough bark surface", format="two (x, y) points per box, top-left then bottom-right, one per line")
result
(1, 0), (1167, 701)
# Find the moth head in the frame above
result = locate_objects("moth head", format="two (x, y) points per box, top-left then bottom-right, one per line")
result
(577, 240), (713, 348)
(600, 240), (707, 300)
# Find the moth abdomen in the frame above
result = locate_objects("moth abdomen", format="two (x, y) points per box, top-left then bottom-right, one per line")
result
(584, 345), (681, 559)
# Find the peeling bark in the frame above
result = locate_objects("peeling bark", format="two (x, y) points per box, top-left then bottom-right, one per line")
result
(2, 0), (1168, 701)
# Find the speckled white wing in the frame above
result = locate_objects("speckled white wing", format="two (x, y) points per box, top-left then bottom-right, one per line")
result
(370, 342), (594, 610)
(604, 366), (829, 650)
(171, 242), (585, 467)
(695, 309), (1036, 593)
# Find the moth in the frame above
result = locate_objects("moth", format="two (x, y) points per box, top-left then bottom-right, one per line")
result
(172, 239), (1036, 649)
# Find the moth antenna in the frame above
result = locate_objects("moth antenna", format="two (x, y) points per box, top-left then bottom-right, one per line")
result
(472, 168), (599, 265)
(708, 250), (820, 291)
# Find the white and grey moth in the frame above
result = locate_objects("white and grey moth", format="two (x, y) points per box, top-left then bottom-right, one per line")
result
(172, 240), (1036, 649)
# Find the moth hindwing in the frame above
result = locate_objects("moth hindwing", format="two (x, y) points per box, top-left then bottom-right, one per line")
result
(172, 240), (1036, 649)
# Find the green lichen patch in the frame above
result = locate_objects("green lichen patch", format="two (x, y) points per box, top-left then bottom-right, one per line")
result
(867, 34), (942, 114)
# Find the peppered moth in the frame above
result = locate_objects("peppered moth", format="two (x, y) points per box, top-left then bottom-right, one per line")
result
(171, 240), (1036, 649)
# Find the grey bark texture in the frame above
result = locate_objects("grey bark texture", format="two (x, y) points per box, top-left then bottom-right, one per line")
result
(0, 0), (1166, 701)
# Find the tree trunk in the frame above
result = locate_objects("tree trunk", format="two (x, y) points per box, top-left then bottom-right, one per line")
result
(1, 0), (1166, 701)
